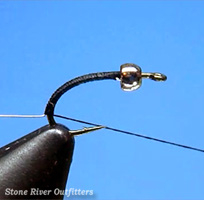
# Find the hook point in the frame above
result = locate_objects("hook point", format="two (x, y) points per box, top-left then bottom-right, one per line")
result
(70, 126), (105, 136)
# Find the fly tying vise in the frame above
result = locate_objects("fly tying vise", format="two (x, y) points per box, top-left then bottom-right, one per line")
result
(0, 63), (164, 199)
(2, 63), (204, 200)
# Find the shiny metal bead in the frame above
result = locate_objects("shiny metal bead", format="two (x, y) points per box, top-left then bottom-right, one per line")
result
(120, 63), (142, 91)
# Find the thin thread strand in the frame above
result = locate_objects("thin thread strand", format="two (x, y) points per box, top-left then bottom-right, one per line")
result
(54, 114), (204, 153)
(0, 114), (45, 118)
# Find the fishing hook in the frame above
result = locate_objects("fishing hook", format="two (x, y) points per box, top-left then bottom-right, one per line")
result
(44, 63), (167, 127)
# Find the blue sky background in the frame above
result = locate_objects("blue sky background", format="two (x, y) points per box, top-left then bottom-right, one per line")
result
(0, 1), (204, 200)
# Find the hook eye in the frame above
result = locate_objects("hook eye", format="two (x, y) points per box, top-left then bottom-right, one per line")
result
(142, 72), (167, 81)
(120, 63), (142, 91)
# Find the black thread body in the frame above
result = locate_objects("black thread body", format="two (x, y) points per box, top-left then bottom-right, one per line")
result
(45, 72), (120, 125)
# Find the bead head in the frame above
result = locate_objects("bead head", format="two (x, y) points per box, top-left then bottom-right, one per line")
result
(120, 63), (142, 91)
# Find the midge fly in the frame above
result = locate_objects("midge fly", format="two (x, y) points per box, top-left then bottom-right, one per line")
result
(44, 63), (166, 126)
(0, 63), (167, 199)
